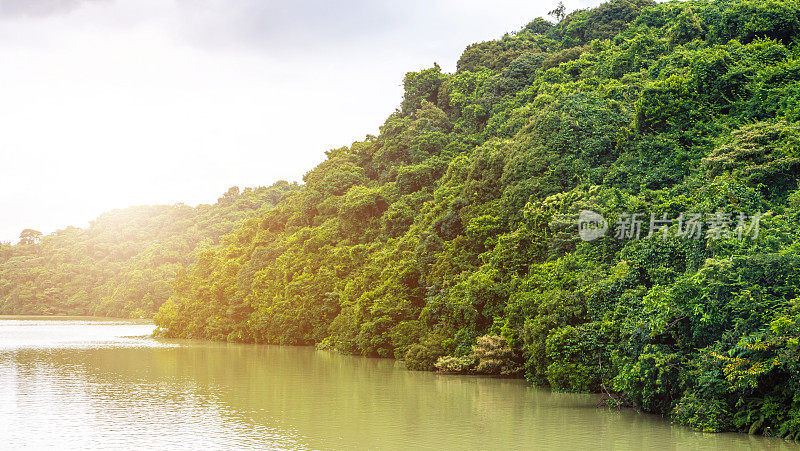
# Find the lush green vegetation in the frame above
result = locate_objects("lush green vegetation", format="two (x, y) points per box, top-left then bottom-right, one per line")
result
(0, 183), (298, 316)
(4, 0), (800, 438)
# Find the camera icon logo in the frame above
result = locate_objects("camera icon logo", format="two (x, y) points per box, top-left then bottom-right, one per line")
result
(578, 210), (608, 242)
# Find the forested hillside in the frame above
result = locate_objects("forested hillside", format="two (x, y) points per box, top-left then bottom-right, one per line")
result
(0, 183), (298, 316)
(154, 0), (800, 437)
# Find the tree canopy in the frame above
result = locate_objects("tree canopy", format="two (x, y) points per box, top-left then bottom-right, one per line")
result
(0, 182), (298, 317)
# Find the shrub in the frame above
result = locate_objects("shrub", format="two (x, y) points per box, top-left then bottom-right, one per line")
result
(404, 332), (449, 371)
(671, 393), (732, 432)
(472, 335), (523, 376)
(435, 355), (476, 373)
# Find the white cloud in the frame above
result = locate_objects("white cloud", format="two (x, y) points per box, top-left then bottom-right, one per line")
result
(0, 0), (602, 243)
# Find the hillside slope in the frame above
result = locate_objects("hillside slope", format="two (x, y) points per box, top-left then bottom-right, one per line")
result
(0, 183), (298, 316)
(155, 0), (800, 437)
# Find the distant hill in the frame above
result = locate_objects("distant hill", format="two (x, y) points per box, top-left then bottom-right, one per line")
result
(0, 182), (299, 316)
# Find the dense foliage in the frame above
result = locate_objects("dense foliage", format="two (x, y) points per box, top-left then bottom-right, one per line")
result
(0, 183), (297, 316)
(4, 0), (800, 438)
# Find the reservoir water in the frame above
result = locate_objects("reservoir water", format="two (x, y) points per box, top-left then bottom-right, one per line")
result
(0, 317), (795, 450)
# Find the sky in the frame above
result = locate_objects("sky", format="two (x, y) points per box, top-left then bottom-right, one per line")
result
(0, 0), (600, 243)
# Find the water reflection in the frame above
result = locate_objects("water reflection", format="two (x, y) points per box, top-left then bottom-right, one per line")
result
(0, 318), (795, 450)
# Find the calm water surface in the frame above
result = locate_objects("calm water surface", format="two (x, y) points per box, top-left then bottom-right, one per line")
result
(0, 317), (796, 450)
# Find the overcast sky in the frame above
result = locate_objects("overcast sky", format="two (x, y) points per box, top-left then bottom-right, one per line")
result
(0, 0), (600, 243)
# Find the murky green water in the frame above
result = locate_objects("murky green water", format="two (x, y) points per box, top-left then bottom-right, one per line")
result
(0, 317), (796, 450)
